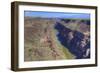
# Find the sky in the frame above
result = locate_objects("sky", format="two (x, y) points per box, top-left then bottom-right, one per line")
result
(24, 11), (90, 19)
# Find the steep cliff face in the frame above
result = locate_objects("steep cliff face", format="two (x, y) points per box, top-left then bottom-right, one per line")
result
(55, 19), (90, 59)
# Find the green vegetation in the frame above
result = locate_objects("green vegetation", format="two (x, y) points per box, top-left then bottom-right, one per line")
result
(52, 29), (75, 59)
